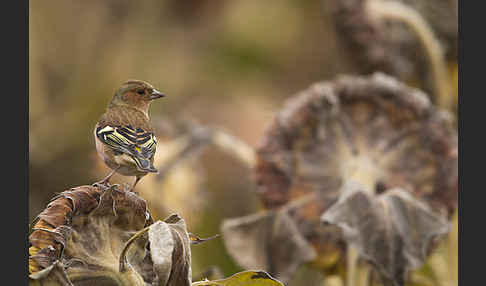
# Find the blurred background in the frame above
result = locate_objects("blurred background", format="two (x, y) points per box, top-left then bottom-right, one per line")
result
(29, 1), (457, 285)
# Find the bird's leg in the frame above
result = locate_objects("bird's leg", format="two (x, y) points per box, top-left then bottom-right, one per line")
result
(93, 166), (120, 188)
(130, 176), (143, 194)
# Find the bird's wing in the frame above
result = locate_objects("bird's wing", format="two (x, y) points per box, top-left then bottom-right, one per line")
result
(96, 124), (157, 172)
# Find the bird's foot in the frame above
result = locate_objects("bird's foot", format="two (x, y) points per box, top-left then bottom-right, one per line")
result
(128, 187), (139, 195)
(92, 179), (109, 189)
(93, 180), (119, 191)
(93, 168), (120, 189)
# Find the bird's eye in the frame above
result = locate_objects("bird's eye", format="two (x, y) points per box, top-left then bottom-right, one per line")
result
(137, 89), (145, 95)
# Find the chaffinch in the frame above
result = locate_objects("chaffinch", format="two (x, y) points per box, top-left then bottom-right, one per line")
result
(94, 80), (165, 191)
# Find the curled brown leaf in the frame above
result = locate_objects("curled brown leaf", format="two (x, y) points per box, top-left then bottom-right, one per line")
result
(321, 187), (450, 285)
(221, 209), (317, 283)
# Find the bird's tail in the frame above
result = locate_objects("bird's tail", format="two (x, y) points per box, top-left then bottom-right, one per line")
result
(132, 156), (158, 174)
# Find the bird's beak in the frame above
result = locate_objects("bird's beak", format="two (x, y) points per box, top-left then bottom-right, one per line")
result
(149, 89), (166, 100)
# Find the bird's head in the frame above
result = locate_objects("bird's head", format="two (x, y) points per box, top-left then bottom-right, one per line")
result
(109, 80), (166, 113)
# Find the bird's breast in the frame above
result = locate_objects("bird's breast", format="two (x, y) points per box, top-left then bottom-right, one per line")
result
(114, 153), (136, 166)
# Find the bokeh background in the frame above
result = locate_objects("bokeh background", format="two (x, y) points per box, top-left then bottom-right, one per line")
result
(29, 1), (457, 285)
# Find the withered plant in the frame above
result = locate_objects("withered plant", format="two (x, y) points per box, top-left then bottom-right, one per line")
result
(29, 184), (283, 286)
(222, 73), (457, 286)
(326, 0), (457, 112)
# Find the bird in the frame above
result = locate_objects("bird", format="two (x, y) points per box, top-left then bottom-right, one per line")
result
(93, 80), (166, 191)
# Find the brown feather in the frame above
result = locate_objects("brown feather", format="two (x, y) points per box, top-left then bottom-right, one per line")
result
(97, 105), (153, 132)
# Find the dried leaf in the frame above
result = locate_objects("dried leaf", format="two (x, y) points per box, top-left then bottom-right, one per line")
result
(29, 261), (73, 286)
(29, 186), (101, 274)
(221, 210), (316, 283)
(321, 187), (450, 285)
(192, 270), (283, 286)
(148, 218), (192, 286)
(188, 233), (220, 245)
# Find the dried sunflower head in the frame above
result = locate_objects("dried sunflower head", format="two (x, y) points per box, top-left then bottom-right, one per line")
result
(222, 73), (457, 282)
(28, 184), (192, 286)
(326, 0), (457, 106)
(255, 72), (457, 215)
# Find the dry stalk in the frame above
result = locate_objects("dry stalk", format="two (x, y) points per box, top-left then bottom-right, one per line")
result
(366, 0), (454, 110)
(119, 226), (151, 273)
(156, 125), (255, 182)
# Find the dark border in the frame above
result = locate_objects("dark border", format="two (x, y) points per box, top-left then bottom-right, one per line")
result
(458, 0), (470, 285)
(9, 0), (29, 284)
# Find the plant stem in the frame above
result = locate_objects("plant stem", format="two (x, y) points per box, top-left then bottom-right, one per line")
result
(448, 210), (458, 285)
(211, 129), (256, 167)
(155, 126), (255, 182)
(366, 0), (454, 110)
(347, 246), (360, 286)
(119, 226), (150, 272)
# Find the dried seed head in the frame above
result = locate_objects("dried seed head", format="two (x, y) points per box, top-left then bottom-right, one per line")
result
(253, 73), (457, 276)
(29, 184), (193, 286)
(327, 0), (457, 101)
